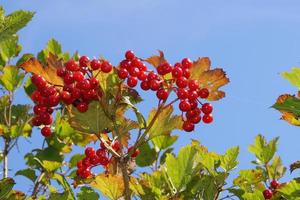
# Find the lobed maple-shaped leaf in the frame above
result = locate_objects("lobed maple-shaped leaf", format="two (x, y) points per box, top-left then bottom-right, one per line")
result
(233, 169), (265, 191)
(20, 53), (64, 86)
(277, 180), (300, 199)
(0, 65), (25, 91)
(145, 52), (229, 101)
(91, 174), (124, 200)
(77, 187), (99, 200)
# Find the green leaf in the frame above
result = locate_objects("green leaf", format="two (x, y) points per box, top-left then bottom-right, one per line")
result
(233, 169), (265, 191)
(52, 173), (75, 200)
(291, 160), (300, 173)
(23, 77), (36, 97)
(248, 134), (278, 164)
(147, 105), (182, 139)
(35, 147), (64, 172)
(9, 123), (32, 138)
(0, 10), (34, 43)
(242, 190), (265, 200)
(121, 96), (146, 129)
(77, 187), (100, 200)
(15, 168), (37, 183)
(16, 53), (33, 66)
(268, 156), (286, 179)
(0, 65), (25, 91)
(37, 39), (69, 64)
(281, 68), (300, 89)
(5, 190), (26, 200)
(136, 142), (156, 167)
(69, 101), (113, 134)
(164, 144), (198, 192)
(45, 39), (62, 56)
(48, 192), (69, 200)
(69, 154), (85, 168)
(152, 135), (178, 151)
(91, 174), (124, 200)
(0, 178), (15, 199)
(159, 148), (173, 165)
(220, 146), (239, 172)
(277, 180), (300, 199)
(0, 35), (22, 66)
(272, 95), (300, 116)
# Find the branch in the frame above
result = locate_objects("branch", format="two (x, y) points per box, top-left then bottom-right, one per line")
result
(120, 157), (131, 200)
(31, 172), (45, 199)
(2, 138), (10, 178)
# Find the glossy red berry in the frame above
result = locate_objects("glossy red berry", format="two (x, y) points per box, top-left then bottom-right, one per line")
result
(31, 75), (47, 89)
(112, 141), (121, 151)
(78, 79), (91, 90)
(101, 61), (113, 73)
(198, 88), (209, 99)
(81, 168), (91, 178)
(181, 58), (193, 68)
(156, 89), (169, 100)
(270, 180), (280, 189)
(64, 73), (74, 84)
(188, 80), (199, 91)
(182, 121), (194, 132)
(40, 112), (53, 125)
(188, 90), (198, 101)
(202, 103), (213, 114)
(60, 91), (72, 104)
(90, 59), (101, 70)
(96, 149), (107, 158)
(147, 71), (158, 80)
(263, 189), (273, 199)
(77, 160), (83, 169)
(76, 102), (88, 113)
(31, 116), (42, 126)
(128, 67), (140, 77)
(177, 88), (188, 99)
(90, 77), (99, 88)
(118, 68), (129, 79)
(179, 100), (191, 112)
(85, 147), (95, 158)
(33, 105), (47, 115)
(82, 157), (91, 167)
(79, 56), (90, 67)
(190, 115), (201, 124)
(176, 77), (188, 88)
(31, 91), (42, 102)
(98, 156), (109, 166)
(149, 80), (161, 91)
(65, 59), (79, 71)
(127, 76), (138, 88)
(137, 71), (147, 81)
(202, 114), (213, 124)
(41, 127), (52, 137)
(186, 108), (201, 119)
(128, 146), (139, 158)
(73, 71), (85, 82)
(125, 50), (135, 60)
(182, 68), (191, 78)
(56, 68), (66, 77)
(172, 67), (183, 78)
(140, 81), (150, 90)
(120, 60), (131, 69)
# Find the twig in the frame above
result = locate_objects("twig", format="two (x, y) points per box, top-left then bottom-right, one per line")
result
(31, 172), (45, 199)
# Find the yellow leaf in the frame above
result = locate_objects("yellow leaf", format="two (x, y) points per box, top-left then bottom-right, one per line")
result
(190, 57), (229, 101)
(91, 174), (124, 200)
(20, 54), (64, 85)
(145, 50), (166, 68)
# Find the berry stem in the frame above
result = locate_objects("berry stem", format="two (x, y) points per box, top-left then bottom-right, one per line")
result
(31, 172), (45, 198)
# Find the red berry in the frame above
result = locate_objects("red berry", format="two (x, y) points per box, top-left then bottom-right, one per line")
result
(140, 81), (150, 90)
(161, 62), (172, 74)
(263, 189), (273, 199)
(85, 147), (95, 158)
(147, 71), (159, 80)
(176, 77), (188, 88)
(78, 79), (91, 90)
(81, 168), (91, 178)
(64, 73), (74, 84)
(90, 59), (101, 70)
(46, 94), (60, 107)
(101, 61), (113, 73)
(60, 91), (72, 104)
(202, 103), (213, 114)
(182, 68), (191, 78)
(77, 160), (83, 169)
(77, 102), (88, 113)
(270, 180), (280, 189)
(98, 156), (109, 166)
(137, 71), (147, 81)
(128, 146), (139, 157)
(47, 107), (54, 114)
(149, 79), (161, 91)
(128, 67), (140, 77)
(65, 59), (79, 71)
(188, 90), (198, 101)
(177, 88), (188, 99)
(181, 58), (193, 68)
(90, 77), (99, 88)
(127, 76), (138, 88)
(182, 121), (194, 132)
(131, 58), (143, 68)
(188, 80), (199, 91)
(73, 71), (85, 82)
(190, 115), (201, 124)
(82, 157), (91, 167)
(202, 114), (213, 124)
(31, 91), (42, 102)
(41, 127), (52, 137)
(40, 112), (53, 125)
(31, 75), (47, 90)
(198, 88), (209, 99)
(118, 68), (129, 79)
(179, 100), (191, 112)
(156, 89), (169, 100)
(96, 149), (107, 158)
(186, 108), (201, 119)
(112, 141), (121, 151)
(31, 116), (42, 126)
(172, 67), (183, 78)
(33, 105), (47, 115)
(120, 60), (131, 69)
(57, 68), (66, 77)
(125, 50), (135, 60)
(189, 100), (198, 110)
(79, 56), (90, 67)
(90, 156), (100, 165)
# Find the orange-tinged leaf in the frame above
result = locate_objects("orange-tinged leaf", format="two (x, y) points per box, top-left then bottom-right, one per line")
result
(145, 51), (166, 68)
(190, 57), (229, 101)
(91, 174), (124, 200)
(20, 54), (64, 85)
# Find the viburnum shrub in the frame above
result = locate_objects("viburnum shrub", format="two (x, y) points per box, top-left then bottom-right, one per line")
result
(2, 6), (300, 200)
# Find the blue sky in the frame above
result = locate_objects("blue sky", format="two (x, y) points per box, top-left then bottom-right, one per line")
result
(3, 0), (300, 197)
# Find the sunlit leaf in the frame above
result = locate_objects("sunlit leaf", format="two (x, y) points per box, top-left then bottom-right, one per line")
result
(220, 146), (239, 172)
(0, 65), (25, 91)
(52, 173), (75, 200)
(0, 35), (22, 65)
(281, 67), (300, 89)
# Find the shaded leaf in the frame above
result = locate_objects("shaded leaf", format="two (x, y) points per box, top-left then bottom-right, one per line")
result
(53, 173), (75, 200)
(69, 154), (85, 168)
(290, 160), (300, 173)
(15, 168), (37, 183)
(35, 147), (64, 172)
(77, 187), (100, 200)
(136, 142), (156, 167)
(0, 178), (15, 199)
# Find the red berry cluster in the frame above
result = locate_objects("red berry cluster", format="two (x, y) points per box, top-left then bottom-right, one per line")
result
(118, 51), (213, 132)
(263, 180), (280, 199)
(31, 74), (57, 137)
(76, 141), (139, 179)
(30, 56), (112, 137)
